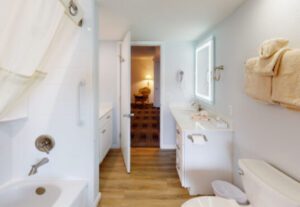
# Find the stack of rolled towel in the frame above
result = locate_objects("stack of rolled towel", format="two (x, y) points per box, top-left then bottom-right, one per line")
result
(245, 38), (300, 111)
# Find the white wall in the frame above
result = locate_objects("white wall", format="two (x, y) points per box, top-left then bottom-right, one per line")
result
(197, 0), (300, 186)
(0, 0), (99, 205)
(131, 58), (154, 103)
(99, 41), (120, 148)
(162, 41), (195, 148)
(0, 123), (12, 185)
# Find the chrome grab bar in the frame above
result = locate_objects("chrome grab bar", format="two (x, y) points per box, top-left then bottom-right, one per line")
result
(78, 80), (86, 126)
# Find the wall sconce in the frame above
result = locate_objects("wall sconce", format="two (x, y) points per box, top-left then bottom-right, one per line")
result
(145, 75), (152, 87)
(214, 65), (224, 81)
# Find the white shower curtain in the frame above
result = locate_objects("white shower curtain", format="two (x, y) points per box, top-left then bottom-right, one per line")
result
(0, 0), (74, 118)
(0, 0), (64, 76)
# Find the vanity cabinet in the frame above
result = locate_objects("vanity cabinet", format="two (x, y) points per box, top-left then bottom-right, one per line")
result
(171, 107), (233, 196)
(99, 109), (113, 164)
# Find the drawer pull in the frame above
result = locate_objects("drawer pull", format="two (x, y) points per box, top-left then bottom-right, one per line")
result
(102, 129), (106, 134)
(187, 134), (208, 143)
(106, 115), (111, 119)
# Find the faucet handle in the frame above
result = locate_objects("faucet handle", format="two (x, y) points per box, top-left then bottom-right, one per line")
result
(35, 135), (55, 154)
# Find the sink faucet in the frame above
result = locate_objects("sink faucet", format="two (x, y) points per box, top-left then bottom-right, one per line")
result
(28, 157), (49, 176)
(191, 101), (202, 111)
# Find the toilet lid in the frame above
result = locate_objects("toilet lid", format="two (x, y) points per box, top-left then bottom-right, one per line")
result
(182, 196), (241, 207)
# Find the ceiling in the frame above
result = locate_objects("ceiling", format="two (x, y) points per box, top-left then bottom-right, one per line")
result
(98, 0), (246, 41)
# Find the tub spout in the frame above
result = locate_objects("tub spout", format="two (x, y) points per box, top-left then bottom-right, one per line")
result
(28, 157), (49, 176)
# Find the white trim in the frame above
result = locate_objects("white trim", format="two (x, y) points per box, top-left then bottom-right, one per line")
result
(131, 41), (165, 149)
(160, 144), (176, 150)
(93, 192), (101, 207)
(111, 143), (120, 149)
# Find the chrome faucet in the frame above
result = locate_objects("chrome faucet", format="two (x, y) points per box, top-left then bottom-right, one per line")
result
(28, 157), (49, 176)
(191, 101), (202, 111)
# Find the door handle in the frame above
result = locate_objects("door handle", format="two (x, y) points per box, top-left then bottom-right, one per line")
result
(123, 113), (134, 118)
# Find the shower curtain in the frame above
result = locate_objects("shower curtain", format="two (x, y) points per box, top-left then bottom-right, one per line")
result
(0, 0), (76, 118)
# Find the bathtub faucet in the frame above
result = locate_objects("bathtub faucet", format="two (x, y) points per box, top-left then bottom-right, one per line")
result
(28, 157), (49, 176)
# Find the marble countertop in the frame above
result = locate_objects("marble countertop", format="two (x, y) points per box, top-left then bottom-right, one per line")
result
(99, 104), (113, 119)
(170, 106), (233, 132)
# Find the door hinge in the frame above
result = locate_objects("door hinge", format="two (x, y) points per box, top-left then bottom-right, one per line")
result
(119, 55), (125, 63)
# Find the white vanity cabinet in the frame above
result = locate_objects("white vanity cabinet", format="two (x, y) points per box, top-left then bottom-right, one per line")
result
(99, 108), (113, 164)
(171, 107), (233, 196)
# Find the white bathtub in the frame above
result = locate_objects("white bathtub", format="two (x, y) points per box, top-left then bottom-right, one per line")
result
(0, 179), (87, 207)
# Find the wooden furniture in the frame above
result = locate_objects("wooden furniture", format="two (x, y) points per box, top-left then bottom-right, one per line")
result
(134, 87), (151, 105)
(99, 107), (113, 164)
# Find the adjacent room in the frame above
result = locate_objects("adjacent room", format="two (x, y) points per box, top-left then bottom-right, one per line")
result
(131, 46), (161, 148)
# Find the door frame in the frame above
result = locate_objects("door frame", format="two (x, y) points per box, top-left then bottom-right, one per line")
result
(131, 41), (165, 149)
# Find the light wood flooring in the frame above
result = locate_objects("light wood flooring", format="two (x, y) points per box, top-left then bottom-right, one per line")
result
(99, 148), (192, 207)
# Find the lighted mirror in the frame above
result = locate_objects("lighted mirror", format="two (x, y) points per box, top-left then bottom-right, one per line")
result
(195, 37), (214, 105)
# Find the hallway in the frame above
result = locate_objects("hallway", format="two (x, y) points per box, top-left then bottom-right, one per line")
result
(131, 104), (160, 147)
(99, 148), (191, 207)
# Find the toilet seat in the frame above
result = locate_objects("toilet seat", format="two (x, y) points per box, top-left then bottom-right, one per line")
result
(182, 196), (250, 207)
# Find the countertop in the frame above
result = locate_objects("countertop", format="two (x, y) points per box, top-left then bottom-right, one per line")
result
(99, 104), (113, 119)
(170, 106), (233, 132)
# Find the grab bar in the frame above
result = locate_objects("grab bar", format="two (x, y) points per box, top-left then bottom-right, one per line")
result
(78, 80), (86, 126)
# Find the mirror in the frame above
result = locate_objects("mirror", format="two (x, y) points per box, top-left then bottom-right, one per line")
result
(195, 37), (214, 105)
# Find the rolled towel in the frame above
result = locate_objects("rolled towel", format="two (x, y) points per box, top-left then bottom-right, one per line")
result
(272, 49), (300, 110)
(259, 38), (289, 59)
(244, 58), (273, 104)
(255, 47), (290, 76)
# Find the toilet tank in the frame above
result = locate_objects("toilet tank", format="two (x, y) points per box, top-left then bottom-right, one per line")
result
(239, 159), (300, 207)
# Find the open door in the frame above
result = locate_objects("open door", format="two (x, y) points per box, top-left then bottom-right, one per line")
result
(120, 32), (132, 173)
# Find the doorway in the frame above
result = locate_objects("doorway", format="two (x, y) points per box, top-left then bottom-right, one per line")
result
(130, 46), (161, 148)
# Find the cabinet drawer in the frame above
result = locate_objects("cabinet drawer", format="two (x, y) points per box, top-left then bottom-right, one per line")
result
(99, 122), (113, 164)
(99, 111), (112, 128)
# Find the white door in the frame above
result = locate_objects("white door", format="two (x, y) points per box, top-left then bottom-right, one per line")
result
(120, 32), (132, 173)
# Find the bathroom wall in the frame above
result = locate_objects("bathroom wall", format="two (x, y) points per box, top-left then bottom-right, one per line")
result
(0, 123), (12, 185)
(98, 41), (194, 148)
(162, 41), (195, 148)
(196, 0), (300, 186)
(99, 41), (120, 148)
(131, 58), (154, 103)
(0, 0), (99, 205)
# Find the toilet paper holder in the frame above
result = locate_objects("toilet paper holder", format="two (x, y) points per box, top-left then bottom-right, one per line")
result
(188, 134), (208, 143)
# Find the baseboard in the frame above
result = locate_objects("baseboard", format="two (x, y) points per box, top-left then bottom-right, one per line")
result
(160, 144), (176, 149)
(111, 144), (120, 149)
(93, 192), (101, 207)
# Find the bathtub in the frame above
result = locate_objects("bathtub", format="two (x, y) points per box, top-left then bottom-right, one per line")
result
(0, 179), (87, 207)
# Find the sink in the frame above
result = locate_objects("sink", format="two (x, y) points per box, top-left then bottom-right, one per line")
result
(191, 111), (210, 121)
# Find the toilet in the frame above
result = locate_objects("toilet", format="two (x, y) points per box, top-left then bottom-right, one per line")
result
(182, 159), (300, 207)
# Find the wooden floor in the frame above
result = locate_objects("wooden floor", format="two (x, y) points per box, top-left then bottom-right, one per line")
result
(99, 148), (192, 207)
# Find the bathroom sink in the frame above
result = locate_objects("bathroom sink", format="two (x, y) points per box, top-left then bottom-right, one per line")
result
(191, 111), (210, 121)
